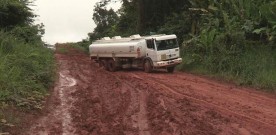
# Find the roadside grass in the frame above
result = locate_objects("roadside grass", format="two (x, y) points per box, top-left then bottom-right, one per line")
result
(56, 47), (69, 54)
(179, 45), (276, 92)
(0, 31), (55, 131)
(69, 40), (90, 53)
(69, 44), (88, 53)
(55, 40), (90, 54)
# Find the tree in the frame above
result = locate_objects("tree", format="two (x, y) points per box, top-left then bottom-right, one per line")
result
(115, 0), (139, 35)
(89, 1), (119, 41)
(0, 0), (35, 29)
(0, 0), (44, 44)
(116, 0), (190, 34)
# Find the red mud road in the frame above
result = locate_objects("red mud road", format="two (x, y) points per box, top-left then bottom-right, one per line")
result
(27, 46), (276, 135)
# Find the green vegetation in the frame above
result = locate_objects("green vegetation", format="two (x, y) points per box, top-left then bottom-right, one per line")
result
(0, 0), (55, 131)
(179, 0), (276, 90)
(70, 40), (91, 53)
(0, 31), (55, 108)
(90, 0), (276, 91)
(55, 40), (91, 54)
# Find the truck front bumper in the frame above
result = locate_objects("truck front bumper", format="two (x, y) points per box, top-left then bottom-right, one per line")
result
(153, 58), (182, 68)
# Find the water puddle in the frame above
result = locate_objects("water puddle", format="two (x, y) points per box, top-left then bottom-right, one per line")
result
(59, 71), (77, 135)
(28, 70), (77, 135)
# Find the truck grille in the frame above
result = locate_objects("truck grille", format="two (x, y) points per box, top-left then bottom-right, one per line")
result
(161, 54), (167, 60)
(161, 54), (177, 61)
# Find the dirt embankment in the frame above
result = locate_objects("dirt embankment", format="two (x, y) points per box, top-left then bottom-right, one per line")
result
(26, 46), (276, 135)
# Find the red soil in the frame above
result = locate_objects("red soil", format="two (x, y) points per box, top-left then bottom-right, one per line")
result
(26, 45), (276, 135)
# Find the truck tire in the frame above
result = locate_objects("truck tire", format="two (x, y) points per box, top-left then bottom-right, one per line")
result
(98, 60), (103, 67)
(144, 60), (153, 73)
(108, 59), (117, 72)
(102, 60), (109, 71)
(167, 66), (175, 73)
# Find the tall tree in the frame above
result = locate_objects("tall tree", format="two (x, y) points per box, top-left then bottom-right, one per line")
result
(0, 0), (44, 44)
(0, 0), (35, 29)
(118, 0), (190, 34)
(89, 1), (119, 41)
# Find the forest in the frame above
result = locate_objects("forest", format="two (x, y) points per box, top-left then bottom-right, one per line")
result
(90, 0), (276, 90)
(0, 0), (54, 130)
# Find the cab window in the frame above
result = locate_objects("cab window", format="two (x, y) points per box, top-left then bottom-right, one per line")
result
(146, 39), (155, 50)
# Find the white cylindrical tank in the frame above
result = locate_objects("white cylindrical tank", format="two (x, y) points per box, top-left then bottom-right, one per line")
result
(89, 39), (147, 59)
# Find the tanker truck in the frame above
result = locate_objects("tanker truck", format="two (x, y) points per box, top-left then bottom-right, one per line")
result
(89, 34), (182, 73)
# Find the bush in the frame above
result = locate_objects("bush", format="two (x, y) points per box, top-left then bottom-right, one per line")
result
(180, 31), (276, 91)
(0, 31), (55, 109)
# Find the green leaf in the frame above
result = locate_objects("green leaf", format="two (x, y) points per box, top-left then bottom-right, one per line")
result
(208, 5), (218, 11)
(253, 27), (267, 34)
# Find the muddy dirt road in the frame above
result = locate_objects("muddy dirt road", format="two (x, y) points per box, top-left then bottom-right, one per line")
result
(28, 46), (276, 135)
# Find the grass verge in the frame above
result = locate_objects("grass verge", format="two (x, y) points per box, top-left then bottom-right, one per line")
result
(179, 44), (276, 92)
(0, 31), (55, 132)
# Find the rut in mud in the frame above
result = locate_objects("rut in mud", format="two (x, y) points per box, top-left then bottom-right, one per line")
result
(27, 46), (276, 135)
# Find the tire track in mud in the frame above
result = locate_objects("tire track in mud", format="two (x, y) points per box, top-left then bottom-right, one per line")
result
(140, 74), (275, 127)
(71, 56), (276, 135)
(82, 64), (152, 134)
(126, 71), (276, 134)
(68, 53), (151, 135)
(59, 71), (77, 135)
(144, 73), (276, 126)
(138, 91), (151, 135)
(29, 46), (276, 135)
(104, 72), (151, 135)
(27, 63), (77, 135)
(114, 72), (223, 135)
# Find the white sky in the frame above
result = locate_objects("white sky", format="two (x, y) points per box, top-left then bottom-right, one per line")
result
(31, 0), (121, 44)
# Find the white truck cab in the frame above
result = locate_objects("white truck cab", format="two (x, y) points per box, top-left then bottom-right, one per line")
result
(89, 34), (182, 73)
(145, 35), (182, 68)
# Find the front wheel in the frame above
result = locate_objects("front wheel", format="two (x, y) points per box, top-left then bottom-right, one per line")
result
(167, 66), (175, 73)
(144, 60), (153, 73)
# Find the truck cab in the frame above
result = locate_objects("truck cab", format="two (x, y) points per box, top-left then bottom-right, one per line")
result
(144, 35), (182, 73)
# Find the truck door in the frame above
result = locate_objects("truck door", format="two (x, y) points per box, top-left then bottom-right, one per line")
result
(146, 39), (158, 62)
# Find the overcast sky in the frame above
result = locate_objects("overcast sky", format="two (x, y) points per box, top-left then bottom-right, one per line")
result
(31, 0), (121, 44)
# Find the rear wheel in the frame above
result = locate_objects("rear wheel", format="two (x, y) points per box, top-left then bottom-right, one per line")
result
(98, 60), (103, 67)
(101, 60), (109, 71)
(144, 60), (153, 73)
(108, 59), (117, 72)
(167, 66), (175, 73)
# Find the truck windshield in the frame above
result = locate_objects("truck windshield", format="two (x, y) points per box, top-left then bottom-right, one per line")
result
(155, 39), (179, 51)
